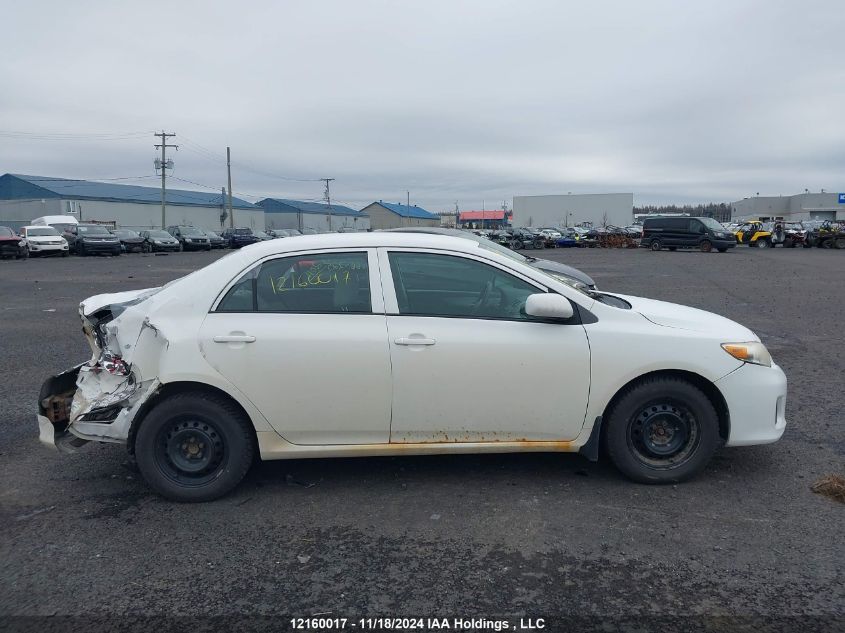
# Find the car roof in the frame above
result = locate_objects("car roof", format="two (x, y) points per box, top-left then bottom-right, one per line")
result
(238, 231), (481, 257)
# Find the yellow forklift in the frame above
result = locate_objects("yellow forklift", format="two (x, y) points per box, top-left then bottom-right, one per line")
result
(734, 221), (773, 248)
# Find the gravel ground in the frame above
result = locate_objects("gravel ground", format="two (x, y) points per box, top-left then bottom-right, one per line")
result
(1, 246), (843, 631)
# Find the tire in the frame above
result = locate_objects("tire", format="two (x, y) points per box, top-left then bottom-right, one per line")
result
(134, 391), (255, 502)
(756, 239), (769, 249)
(783, 237), (793, 248)
(62, 251), (69, 257)
(834, 237), (845, 250)
(603, 377), (721, 484)
(77, 243), (86, 256)
(178, 242), (184, 252)
(650, 240), (662, 252)
(699, 240), (712, 253)
(717, 248), (728, 253)
(16, 247), (29, 259)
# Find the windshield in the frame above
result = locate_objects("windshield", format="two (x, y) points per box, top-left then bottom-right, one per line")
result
(112, 229), (139, 238)
(27, 227), (60, 236)
(148, 230), (172, 238)
(206, 231), (219, 238)
(78, 225), (112, 235)
(699, 217), (725, 231)
(0, 227), (14, 237)
(180, 227), (204, 236)
(234, 228), (252, 235)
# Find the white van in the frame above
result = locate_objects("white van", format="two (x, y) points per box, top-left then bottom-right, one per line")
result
(31, 215), (79, 235)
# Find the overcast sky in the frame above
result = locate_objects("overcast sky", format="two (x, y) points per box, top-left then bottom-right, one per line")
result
(1, 0), (843, 212)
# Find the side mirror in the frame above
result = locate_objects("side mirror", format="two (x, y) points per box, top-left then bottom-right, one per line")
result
(525, 293), (574, 320)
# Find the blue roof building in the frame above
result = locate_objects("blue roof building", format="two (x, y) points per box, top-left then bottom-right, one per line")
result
(360, 200), (440, 229)
(256, 198), (370, 232)
(0, 173), (264, 231)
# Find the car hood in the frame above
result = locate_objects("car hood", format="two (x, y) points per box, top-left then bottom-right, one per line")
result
(531, 259), (596, 288)
(613, 293), (757, 339)
(28, 235), (65, 242)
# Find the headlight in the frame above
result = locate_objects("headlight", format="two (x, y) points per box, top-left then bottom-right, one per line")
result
(154, 240), (163, 244)
(721, 342), (772, 367)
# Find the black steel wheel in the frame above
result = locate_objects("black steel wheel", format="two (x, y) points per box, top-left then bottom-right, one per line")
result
(603, 377), (721, 483)
(135, 391), (255, 502)
(650, 240), (662, 251)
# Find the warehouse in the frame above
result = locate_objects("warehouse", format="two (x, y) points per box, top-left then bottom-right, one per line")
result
(731, 191), (845, 222)
(360, 201), (439, 229)
(513, 193), (634, 228)
(256, 198), (370, 232)
(458, 210), (511, 229)
(0, 173), (262, 232)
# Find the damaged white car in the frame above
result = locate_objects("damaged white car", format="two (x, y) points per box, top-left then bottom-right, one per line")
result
(38, 233), (787, 502)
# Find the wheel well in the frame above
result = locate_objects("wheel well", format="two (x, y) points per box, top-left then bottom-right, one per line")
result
(600, 369), (730, 444)
(127, 381), (257, 456)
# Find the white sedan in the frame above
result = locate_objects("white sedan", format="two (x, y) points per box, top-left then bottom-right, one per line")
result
(37, 233), (786, 501)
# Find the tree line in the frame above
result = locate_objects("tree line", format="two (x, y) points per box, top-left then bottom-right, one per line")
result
(634, 203), (731, 222)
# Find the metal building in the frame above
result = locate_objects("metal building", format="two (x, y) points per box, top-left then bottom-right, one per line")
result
(0, 173), (262, 232)
(256, 198), (370, 232)
(513, 193), (634, 228)
(730, 192), (845, 222)
(360, 201), (439, 229)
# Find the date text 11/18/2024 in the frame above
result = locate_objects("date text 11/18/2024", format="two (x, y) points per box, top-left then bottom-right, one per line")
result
(289, 617), (546, 630)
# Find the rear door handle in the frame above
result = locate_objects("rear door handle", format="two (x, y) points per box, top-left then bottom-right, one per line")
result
(213, 335), (256, 343)
(394, 337), (436, 346)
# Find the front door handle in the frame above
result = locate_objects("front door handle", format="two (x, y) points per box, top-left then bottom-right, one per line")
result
(395, 337), (436, 346)
(213, 334), (256, 343)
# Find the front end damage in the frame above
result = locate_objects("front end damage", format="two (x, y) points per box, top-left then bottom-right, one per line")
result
(37, 289), (165, 451)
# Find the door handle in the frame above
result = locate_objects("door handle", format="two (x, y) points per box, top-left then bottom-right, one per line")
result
(394, 337), (436, 346)
(213, 334), (256, 343)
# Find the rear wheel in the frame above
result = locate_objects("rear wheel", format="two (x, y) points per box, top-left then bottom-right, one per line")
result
(604, 377), (721, 483)
(699, 240), (712, 253)
(650, 240), (662, 252)
(135, 391), (255, 502)
(756, 239), (769, 249)
(783, 237), (794, 248)
(834, 237), (845, 250)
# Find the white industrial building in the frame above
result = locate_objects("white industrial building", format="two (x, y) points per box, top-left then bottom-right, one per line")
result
(0, 173), (263, 232)
(731, 192), (845, 222)
(513, 193), (634, 228)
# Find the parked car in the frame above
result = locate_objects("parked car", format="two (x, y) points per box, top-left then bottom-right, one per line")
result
(221, 227), (261, 248)
(110, 229), (145, 253)
(384, 227), (597, 288)
(66, 224), (121, 256)
(0, 225), (28, 259)
(166, 225), (211, 251)
(271, 229), (303, 238)
(539, 228), (563, 246)
(19, 225), (69, 257)
(642, 217), (736, 253)
(555, 228), (579, 248)
(139, 230), (181, 253)
(203, 230), (226, 249)
(38, 232), (786, 501)
(253, 230), (274, 241)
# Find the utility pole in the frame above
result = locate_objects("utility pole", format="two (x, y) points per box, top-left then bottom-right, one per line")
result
(221, 187), (227, 228)
(407, 191), (410, 207)
(321, 178), (335, 230)
(153, 131), (177, 229)
(227, 147), (234, 228)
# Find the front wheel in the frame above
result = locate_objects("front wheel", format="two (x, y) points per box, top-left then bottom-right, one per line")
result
(134, 391), (255, 502)
(699, 240), (712, 253)
(756, 239), (769, 249)
(603, 377), (721, 483)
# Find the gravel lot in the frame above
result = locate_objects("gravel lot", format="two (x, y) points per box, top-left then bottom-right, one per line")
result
(1, 246), (843, 630)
